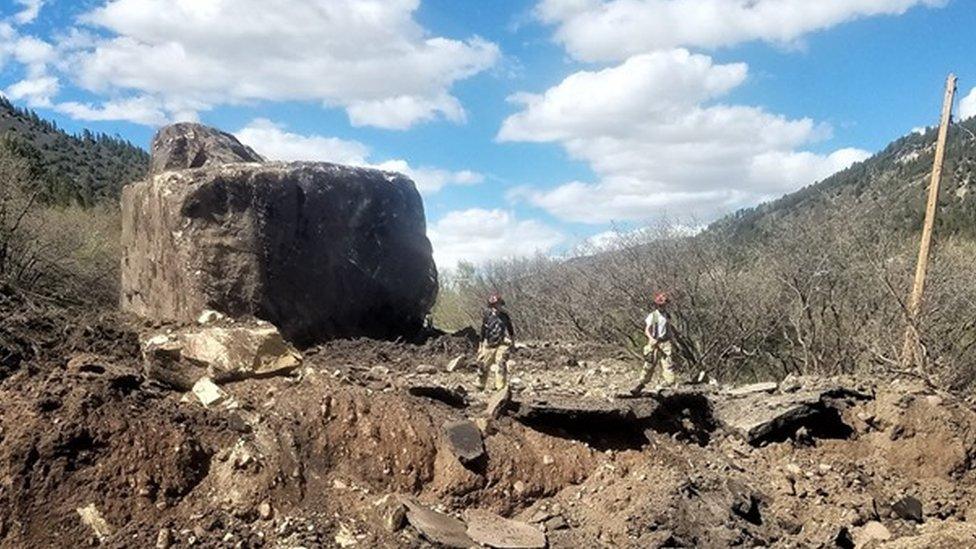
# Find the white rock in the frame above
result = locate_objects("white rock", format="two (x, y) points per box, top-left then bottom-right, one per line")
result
(76, 503), (114, 541)
(197, 309), (226, 325)
(192, 377), (228, 408)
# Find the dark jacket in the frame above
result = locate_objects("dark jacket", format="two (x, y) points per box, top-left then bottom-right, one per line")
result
(481, 306), (515, 345)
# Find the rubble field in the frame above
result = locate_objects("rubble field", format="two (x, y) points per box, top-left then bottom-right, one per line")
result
(3, 313), (976, 548)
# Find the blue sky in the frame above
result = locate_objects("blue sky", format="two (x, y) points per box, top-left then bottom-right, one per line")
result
(1, 0), (975, 268)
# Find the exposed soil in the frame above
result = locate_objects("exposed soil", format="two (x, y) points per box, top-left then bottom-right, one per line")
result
(3, 311), (976, 548)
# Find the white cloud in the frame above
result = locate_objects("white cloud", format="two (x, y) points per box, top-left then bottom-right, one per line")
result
(372, 160), (484, 194)
(428, 208), (565, 267)
(25, 0), (499, 128)
(235, 119), (371, 165)
(13, 0), (46, 25)
(500, 49), (870, 224)
(961, 87), (976, 121)
(55, 96), (168, 126)
(536, 0), (946, 62)
(4, 75), (58, 106)
(235, 119), (484, 194)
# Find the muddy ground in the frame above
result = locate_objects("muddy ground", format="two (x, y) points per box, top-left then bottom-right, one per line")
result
(3, 306), (976, 548)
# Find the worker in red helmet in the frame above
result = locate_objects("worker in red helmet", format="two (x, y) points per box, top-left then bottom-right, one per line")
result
(631, 291), (676, 395)
(478, 293), (515, 391)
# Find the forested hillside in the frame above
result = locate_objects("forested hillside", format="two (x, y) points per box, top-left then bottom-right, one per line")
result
(0, 96), (149, 206)
(714, 117), (976, 240)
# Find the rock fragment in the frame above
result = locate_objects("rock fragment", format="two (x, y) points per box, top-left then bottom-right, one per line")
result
(443, 420), (486, 465)
(464, 508), (547, 548)
(724, 381), (779, 396)
(192, 377), (228, 408)
(892, 496), (923, 522)
(180, 323), (302, 381)
(399, 496), (474, 548)
(446, 355), (464, 372)
(375, 495), (408, 532)
(156, 528), (172, 549)
(258, 501), (273, 520)
(76, 503), (113, 541)
(853, 521), (891, 546)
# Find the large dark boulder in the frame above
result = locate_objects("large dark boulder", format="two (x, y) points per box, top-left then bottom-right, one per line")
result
(122, 124), (438, 345)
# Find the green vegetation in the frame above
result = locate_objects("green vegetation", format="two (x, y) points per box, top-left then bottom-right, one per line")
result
(0, 96), (149, 207)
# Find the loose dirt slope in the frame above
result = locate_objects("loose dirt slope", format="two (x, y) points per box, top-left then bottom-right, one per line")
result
(3, 312), (976, 548)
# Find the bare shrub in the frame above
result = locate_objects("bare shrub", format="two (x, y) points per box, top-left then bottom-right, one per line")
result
(433, 209), (976, 386)
(0, 144), (121, 308)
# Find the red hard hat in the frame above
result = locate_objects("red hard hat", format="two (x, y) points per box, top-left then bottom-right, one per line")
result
(488, 293), (504, 305)
(653, 291), (669, 306)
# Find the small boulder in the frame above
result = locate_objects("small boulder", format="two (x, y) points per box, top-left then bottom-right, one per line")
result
(443, 420), (485, 466)
(142, 322), (302, 390)
(197, 309), (226, 325)
(180, 323), (302, 381)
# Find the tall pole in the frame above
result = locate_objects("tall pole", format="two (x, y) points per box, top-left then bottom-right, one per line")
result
(902, 73), (957, 370)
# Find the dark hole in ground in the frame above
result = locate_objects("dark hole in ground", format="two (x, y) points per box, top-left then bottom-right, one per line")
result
(752, 404), (855, 447)
(53, 430), (105, 471)
(109, 374), (143, 394)
(644, 394), (717, 446)
(407, 385), (468, 409)
(511, 394), (720, 451)
(514, 411), (651, 452)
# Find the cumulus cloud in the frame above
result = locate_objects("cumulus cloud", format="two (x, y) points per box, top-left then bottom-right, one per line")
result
(4, 75), (58, 106)
(235, 119), (484, 195)
(55, 96), (168, 126)
(500, 49), (870, 224)
(20, 0), (498, 128)
(961, 87), (976, 121)
(13, 0), (46, 25)
(536, 0), (946, 62)
(428, 208), (565, 268)
(235, 119), (371, 165)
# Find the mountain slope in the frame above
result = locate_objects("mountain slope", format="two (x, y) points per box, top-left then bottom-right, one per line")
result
(0, 96), (149, 206)
(711, 117), (976, 240)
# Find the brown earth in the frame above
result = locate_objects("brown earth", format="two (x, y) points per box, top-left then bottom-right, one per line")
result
(3, 310), (976, 548)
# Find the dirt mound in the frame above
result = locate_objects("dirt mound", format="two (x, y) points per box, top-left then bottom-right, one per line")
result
(4, 314), (976, 548)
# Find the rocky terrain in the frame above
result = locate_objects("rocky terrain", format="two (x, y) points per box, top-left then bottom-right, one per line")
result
(2, 116), (975, 549)
(2, 305), (976, 548)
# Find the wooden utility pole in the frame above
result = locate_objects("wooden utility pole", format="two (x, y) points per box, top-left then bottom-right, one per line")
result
(902, 73), (957, 369)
